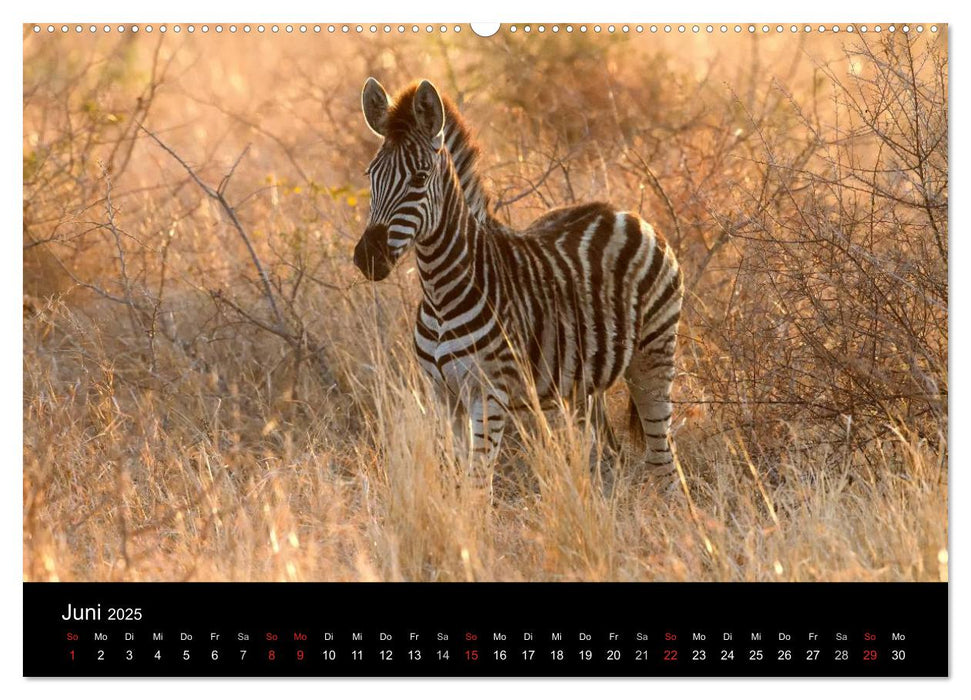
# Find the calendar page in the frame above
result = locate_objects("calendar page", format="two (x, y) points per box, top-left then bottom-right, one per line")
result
(22, 20), (948, 678)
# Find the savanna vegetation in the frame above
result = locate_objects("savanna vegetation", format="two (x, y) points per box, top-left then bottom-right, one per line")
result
(23, 24), (947, 582)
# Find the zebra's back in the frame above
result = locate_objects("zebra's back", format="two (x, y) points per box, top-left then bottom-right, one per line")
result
(490, 202), (682, 405)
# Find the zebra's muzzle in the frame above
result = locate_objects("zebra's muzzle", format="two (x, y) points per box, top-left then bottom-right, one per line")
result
(354, 224), (393, 281)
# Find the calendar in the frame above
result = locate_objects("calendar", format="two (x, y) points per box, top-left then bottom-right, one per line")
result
(23, 20), (949, 680)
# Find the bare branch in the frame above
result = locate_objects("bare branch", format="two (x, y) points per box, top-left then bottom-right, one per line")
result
(139, 124), (286, 335)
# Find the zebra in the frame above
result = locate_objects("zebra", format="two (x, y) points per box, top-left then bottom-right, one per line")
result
(353, 77), (684, 476)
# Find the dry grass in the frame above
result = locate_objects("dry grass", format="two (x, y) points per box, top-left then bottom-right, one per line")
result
(23, 27), (947, 582)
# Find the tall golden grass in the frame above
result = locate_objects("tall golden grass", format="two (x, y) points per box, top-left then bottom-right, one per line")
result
(23, 27), (947, 582)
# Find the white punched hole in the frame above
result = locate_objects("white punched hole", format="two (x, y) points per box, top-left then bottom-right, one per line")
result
(471, 23), (501, 37)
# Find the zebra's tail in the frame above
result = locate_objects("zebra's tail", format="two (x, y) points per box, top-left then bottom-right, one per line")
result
(627, 397), (644, 449)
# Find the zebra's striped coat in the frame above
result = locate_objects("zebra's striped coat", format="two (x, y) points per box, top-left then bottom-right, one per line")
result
(355, 78), (683, 471)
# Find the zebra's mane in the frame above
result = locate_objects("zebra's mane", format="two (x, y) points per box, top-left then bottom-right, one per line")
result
(386, 83), (493, 222)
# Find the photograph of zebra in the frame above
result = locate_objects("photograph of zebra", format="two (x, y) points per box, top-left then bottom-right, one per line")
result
(24, 25), (947, 583)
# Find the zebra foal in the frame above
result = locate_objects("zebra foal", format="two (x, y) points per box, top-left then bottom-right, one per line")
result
(353, 78), (683, 476)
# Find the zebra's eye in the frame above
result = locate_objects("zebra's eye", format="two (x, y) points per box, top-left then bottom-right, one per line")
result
(410, 170), (429, 187)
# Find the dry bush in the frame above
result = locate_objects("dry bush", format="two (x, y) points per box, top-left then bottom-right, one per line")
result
(23, 28), (947, 582)
(688, 35), (948, 462)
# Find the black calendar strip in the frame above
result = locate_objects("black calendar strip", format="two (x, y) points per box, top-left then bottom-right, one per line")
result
(23, 582), (947, 677)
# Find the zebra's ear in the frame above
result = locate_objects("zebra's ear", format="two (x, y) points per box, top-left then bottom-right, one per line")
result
(362, 77), (390, 137)
(413, 80), (445, 149)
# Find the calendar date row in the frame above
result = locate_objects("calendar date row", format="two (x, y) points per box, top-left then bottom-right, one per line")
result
(67, 645), (907, 664)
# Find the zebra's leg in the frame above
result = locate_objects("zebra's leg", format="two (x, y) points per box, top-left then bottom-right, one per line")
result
(586, 391), (620, 490)
(466, 392), (506, 463)
(625, 312), (681, 479)
(589, 392), (619, 454)
(436, 384), (470, 461)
